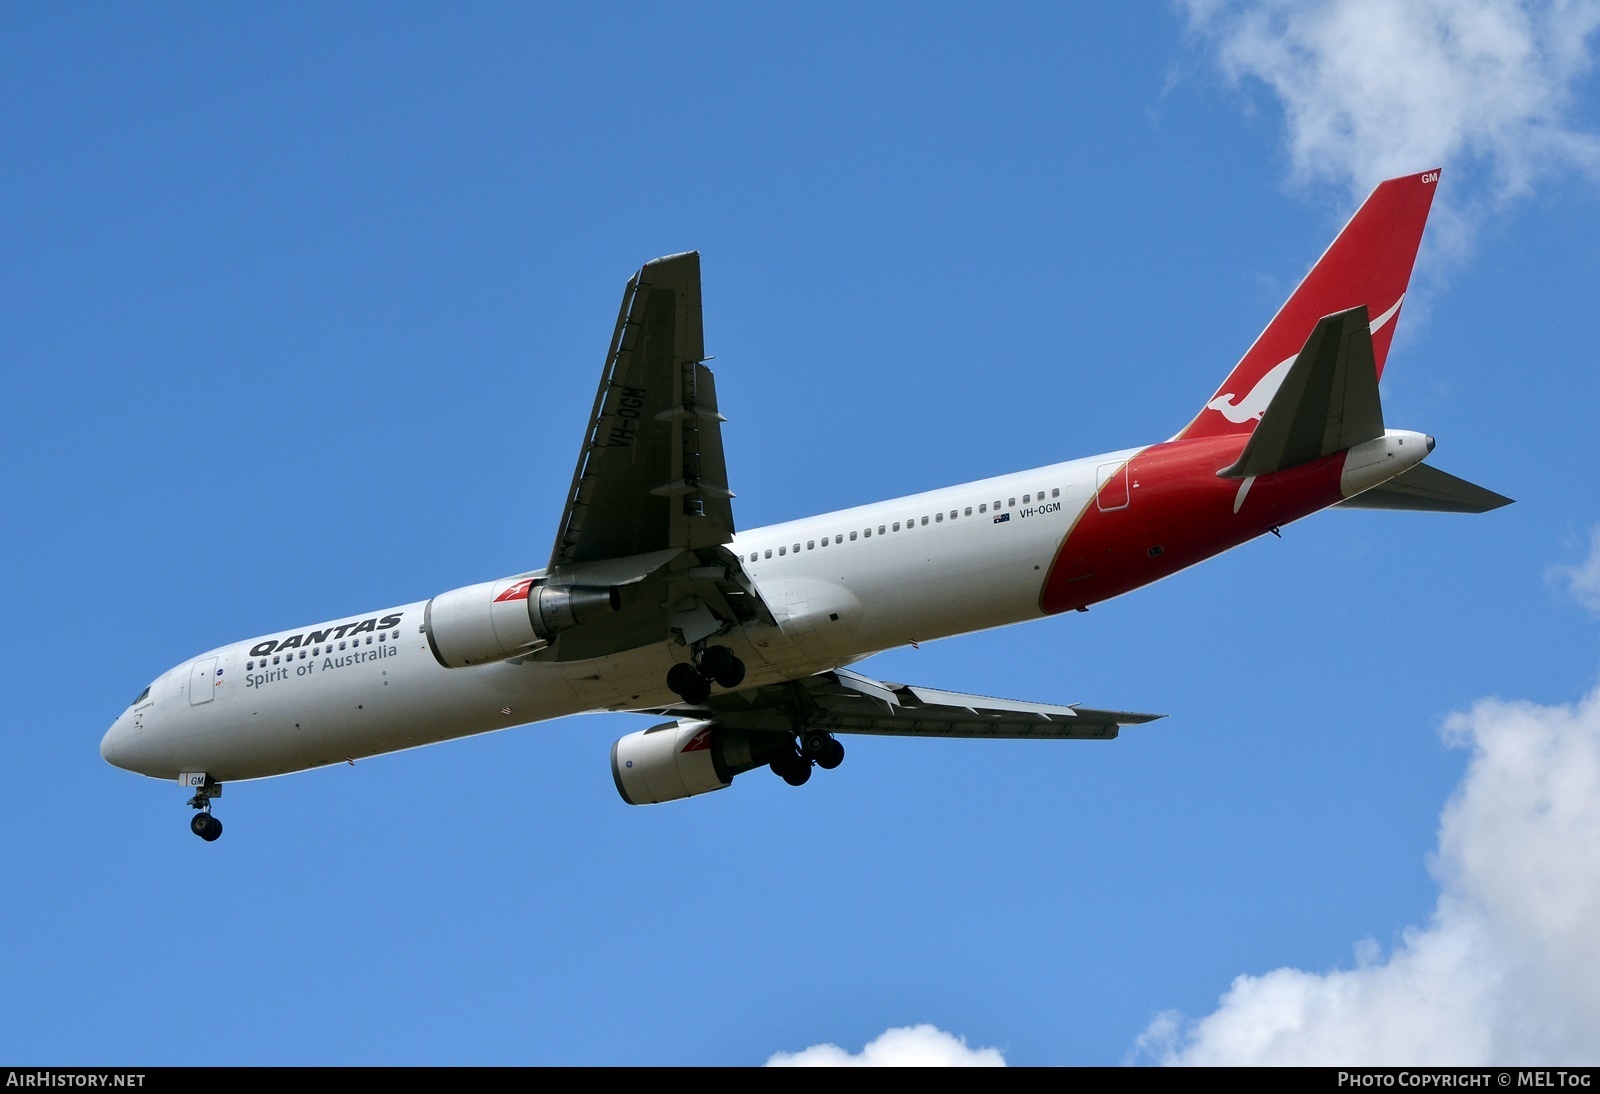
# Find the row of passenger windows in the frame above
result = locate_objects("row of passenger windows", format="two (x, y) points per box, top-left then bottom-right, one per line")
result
(744, 487), (1061, 561)
(247, 630), (401, 670)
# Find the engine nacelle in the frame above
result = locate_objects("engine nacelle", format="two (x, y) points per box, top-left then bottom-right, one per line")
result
(611, 720), (771, 805)
(424, 575), (619, 668)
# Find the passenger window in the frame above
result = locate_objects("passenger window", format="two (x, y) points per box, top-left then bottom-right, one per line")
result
(950, 510), (957, 519)
(779, 546), (786, 556)
(979, 503), (987, 513)
(793, 543), (800, 553)
(1008, 498), (1016, 507)
(994, 500), (1001, 509)
(920, 516), (928, 526)
(892, 522), (900, 532)
(964, 507), (972, 516)
(379, 633), (386, 642)
(764, 549), (772, 559)
(273, 656), (280, 665)
(877, 525), (885, 535)
(366, 637), (372, 645)
(807, 540), (814, 550)
(300, 650), (307, 659)
(850, 531), (858, 541)
(864, 529), (871, 538)
(1051, 488), (1060, 498)
(246, 661), (254, 670)
(339, 642), (346, 650)
(393, 630), (399, 639)
(1023, 494), (1030, 504)
(935, 512), (943, 522)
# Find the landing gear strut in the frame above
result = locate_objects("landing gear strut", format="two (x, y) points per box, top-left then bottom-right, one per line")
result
(665, 644), (746, 704)
(801, 730), (846, 770)
(666, 662), (709, 704)
(770, 731), (845, 786)
(769, 746), (812, 786)
(698, 645), (746, 689)
(186, 777), (223, 842)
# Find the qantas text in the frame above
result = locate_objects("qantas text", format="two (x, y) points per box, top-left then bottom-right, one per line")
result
(248, 613), (404, 658)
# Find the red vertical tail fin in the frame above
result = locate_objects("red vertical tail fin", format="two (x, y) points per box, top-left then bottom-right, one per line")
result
(1176, 170), (1441, 442)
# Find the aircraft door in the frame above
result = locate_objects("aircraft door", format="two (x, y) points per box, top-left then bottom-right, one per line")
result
(1096, 462), (1130, 511)
(189, 657), (218, 706)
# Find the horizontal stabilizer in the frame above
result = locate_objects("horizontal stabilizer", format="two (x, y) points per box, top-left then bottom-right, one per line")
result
(1335, 462), (1513, 513)
(1220, 306), (1385, 478)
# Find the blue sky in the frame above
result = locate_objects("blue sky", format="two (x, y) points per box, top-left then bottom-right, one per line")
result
(4, 3), (1599, 1066)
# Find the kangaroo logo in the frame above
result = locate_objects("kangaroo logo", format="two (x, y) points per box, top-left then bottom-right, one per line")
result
(1206, 295), (1405, 424)
(493, 579), (535, 603)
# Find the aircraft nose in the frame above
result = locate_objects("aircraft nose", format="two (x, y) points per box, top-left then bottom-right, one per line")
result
(100, 714), (135, 770)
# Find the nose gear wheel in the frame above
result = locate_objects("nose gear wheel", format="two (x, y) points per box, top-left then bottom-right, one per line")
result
(190, 813), (223, 841)
(185, 777), (224, 841)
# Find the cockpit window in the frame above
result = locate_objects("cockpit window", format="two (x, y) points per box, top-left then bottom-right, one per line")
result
(132, 685), (151, 706)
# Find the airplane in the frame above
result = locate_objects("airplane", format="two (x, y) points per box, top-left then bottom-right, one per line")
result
(101, 168), (1510, 841)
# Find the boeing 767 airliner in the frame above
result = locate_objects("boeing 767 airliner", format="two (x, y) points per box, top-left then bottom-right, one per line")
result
(101, 170), (1509, 840)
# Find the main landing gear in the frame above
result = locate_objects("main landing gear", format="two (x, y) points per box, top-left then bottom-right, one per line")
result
(769, 730), (845, 787)
(665, 644), (747, 705)
(186, 777), (224, 842)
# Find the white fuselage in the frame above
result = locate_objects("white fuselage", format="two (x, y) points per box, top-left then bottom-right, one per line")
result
(101, 451), (1129, 783)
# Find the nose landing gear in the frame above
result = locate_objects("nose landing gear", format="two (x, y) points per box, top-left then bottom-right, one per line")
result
(190, 812), (223, 841)
(185, 776), (224, 842)
(665, 644), (747, 705)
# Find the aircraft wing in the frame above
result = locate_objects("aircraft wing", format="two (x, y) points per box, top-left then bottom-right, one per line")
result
(539, 253), (772, 660)
(640, 667), (1163, 740)
(549, 251), (736, 570)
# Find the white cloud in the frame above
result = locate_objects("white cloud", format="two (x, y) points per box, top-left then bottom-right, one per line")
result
(1181, 0), (1600, 234)
(766, 1024), (1006, 1067)
(1132, 679), (1600, 1065)
(1550, 526), (1600, 614)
